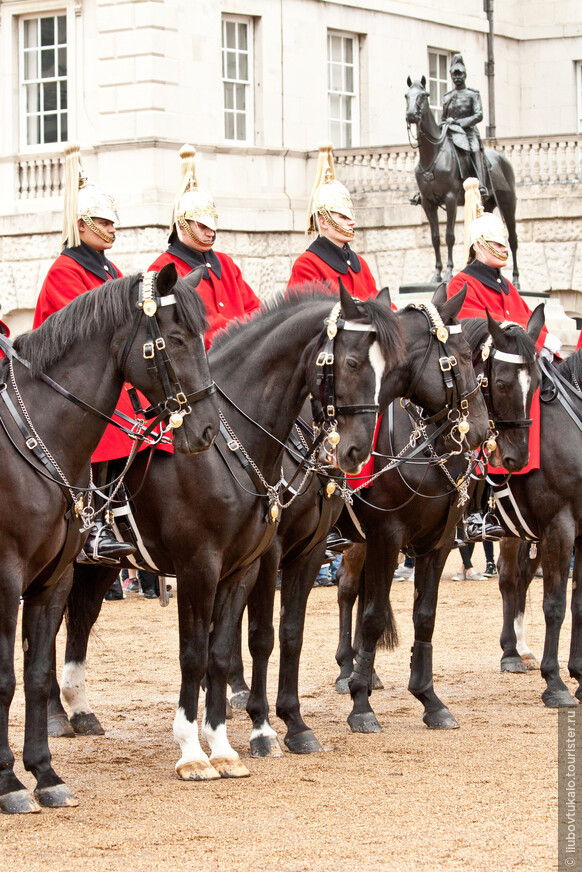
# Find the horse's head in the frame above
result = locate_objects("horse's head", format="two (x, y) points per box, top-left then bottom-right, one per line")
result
(310, 281), (405, 475)
(405, 76), (429, 127)
(389, 283), (490, 452)
(118, 264), (220, 455)
(481, 305), (544, 471)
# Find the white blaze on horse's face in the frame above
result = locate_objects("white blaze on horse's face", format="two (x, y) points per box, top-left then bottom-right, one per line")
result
(518, 367), (531, 418)
(369, 340), (385, 404)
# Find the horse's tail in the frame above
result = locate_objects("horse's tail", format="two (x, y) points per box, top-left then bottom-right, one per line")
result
(65, 563), (120, 654)
(378, 594), (399, 651)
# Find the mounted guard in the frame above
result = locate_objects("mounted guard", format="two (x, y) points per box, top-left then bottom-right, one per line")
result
(440, 54), (488, 199)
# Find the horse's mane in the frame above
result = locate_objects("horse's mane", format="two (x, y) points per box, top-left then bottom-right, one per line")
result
(460, 317), (537, 362)
(11, 272), (207, 377)
(210, 283), (405, 371)
(558, 349), (582, 388)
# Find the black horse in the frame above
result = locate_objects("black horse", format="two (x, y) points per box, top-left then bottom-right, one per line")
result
(48, 285), (406, 782)
(405, 76), (519, 286)
(227, 285), (493, 755)
(0, 265), (219, 814)
(495, 351), (582, 707)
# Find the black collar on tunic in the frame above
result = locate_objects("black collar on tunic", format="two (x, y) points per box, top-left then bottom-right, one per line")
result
(166, 239), (221, 280)
(461, 259), (510, 295)
(61, 242), (118, 282)
(307, 236), (361, 275)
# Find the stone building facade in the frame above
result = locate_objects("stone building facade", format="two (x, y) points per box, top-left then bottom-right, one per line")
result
(1, 0), (581, 344)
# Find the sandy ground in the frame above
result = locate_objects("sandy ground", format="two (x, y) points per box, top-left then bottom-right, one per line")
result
(1, 549), (562, 872)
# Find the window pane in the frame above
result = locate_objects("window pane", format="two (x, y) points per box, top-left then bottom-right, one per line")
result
(226, 50), (237, 79)
(236, 83), (246, 111)
(57, 15), (66, 44)
(44, 81), (57, 111)
(238, 23), (247, 51)
(239, 53), (248, 81)
(60, 80), (67, 109)
(40, 17), (54, 47)
(24, 51), (38, 80)
(225, 112), (234, 140)
(27, 114), (40, 145)
(429, 80), (438, 105)
(224, 82), (233, 110)
(329, 119), (341, 144)
(43, 113), (58, 142)
(344, 97), (352, 122)
(429, 53), (437, 78)
(329, 93), (340, 119)
(330, 64), (343, 91)
(24, 20), (38, 50)
(439, 54), (448, 78)
(27, 83), (40, 113)
(61, 112), (68, 141)
(236, 112), (245, 141)
(58, 48), (67, 77)
(345, 39), (353, 64)
(330, 36), (341, 62)
(225, 21), (236, 49)
(345, 66), (353, 93)
(41, 49), (55, 78)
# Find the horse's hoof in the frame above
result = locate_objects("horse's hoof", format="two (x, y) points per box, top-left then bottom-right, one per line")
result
(0, 789), (42, 815)
(70, 712), (105, 736)
(211, 756), (251, 778)
(175, 759), (221, 781)
(501, 657), (527, 674)
(347, 712), (382, 733)
(423, 708), (459, 729)
(335, 677), (350, 694)
(542, 688), (577, 708)
(48, 714), (76, 738)
(371, 670), (384, 691)
(229, 690), (250, 711)
(250, 735), (283, 758)
(34, 783), (79, 808)
(521, 654), (539, 671)
(284, 730), (323, 754)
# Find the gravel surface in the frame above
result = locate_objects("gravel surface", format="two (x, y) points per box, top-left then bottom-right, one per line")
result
(2, 552), (559, 872)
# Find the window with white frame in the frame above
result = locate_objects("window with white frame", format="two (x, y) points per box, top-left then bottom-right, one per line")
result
(20, 13), (68, 147)
(328, 31), (359, 148)
(428, 49), (450, 122)
(222, 15), (253, 144)
(577, 61), (582, 133)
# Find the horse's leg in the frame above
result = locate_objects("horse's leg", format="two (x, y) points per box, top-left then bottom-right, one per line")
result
(21, 570), (79, 808)
(47, 635), (75, 738)
(408, 547), (458, 728)
(442, 194), (457, 283)
(202, 566), (257, 777)
(276, 541), (329, 753)
(228, 613), (250, 711)
(423, 201), (443, 283)
(245, 548), (282, 758)
(568, 544), (582, 701)
(0, 578), (41, 814)
(539, 522), (576, 707)
(335, 544), (366, 694)
(56, 564), (118, 736)
(499, 539), (538, 673)
(347, 537), (399, 733)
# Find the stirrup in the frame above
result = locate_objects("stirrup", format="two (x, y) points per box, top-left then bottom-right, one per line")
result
(463, 512), (504, 543)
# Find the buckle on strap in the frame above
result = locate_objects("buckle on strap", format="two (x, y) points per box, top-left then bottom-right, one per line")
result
(26, 436), (38, 450)
(143, 341), (154, 359)
(316, 351), (334, 366)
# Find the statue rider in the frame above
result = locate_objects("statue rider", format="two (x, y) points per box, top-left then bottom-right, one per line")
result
(441, 54), (488, 199)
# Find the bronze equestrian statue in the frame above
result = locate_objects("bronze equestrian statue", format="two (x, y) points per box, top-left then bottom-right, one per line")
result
(405, 62), (519, 287)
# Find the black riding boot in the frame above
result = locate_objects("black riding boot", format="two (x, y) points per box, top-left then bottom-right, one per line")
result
(77, 462), (137, 565)
(472, 148), (488, 199)
(462, 480), (504, 543)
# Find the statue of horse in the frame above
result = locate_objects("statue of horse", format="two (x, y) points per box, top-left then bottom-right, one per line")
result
(46, 285), (408, 784)
(0, 265), (219, 814)
(405, 76), (520, 287)
(494, 351), (582, 707)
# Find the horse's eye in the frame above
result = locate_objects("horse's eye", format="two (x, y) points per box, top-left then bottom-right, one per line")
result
(168, 333), (186, 347)
(495, 380), (507, 392)
(346, 357), (358, 370)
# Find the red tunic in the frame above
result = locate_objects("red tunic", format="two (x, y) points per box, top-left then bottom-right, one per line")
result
(148, 249), (260, 348)
(288, 250), (378, 301)
(447, 268), (544, 474)
(33, 251), (147, 463)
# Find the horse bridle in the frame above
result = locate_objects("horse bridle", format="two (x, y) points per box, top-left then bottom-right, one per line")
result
(400, 303), (481, 446)
(309, 301), (381, 454)
(477, 332), (534, 432)
(118, 271), (216, 433)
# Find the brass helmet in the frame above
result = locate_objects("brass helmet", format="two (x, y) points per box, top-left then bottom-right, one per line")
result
(307, 142), (355, 237)
(171, 145), (218, 243)
(62, 142), (119, 249)
(463, 178), (509, 263)
(450, 53), (466, 73)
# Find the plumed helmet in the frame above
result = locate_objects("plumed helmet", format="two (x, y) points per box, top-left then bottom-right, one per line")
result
(450, 53), (466, 73)
(61, 143), (119, 249)
(463, 178), (508, 263)
(307, 142), (355, 234)
(172, 145), (218, 234)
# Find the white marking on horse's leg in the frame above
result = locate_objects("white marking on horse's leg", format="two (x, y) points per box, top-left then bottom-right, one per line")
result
(517, 369), (531, 419)
(61, 661), (91, 715)
(250, 721), (278, 742)
(514, 612), (534, 658)
(173, 707), (210, 768)
(201, 705), (238, 761)
(369, 341), (386, 403)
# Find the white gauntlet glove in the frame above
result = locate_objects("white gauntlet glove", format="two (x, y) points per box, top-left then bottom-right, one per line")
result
(539, 332), (561, 361)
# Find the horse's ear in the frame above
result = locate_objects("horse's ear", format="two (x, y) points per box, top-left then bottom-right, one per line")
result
(526, 303), (545, 346)
(486, 309), (506, 347)
(437, 283), (467, 324)
(339, 278), (360, 320)
(155, 262), (178, 294)
(430, 281), (448, 308)
(181, 266), (205, 293)
(421, 75), (426, 89)
(376, 286), (392, 308)
(407, 75), (412, 87)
